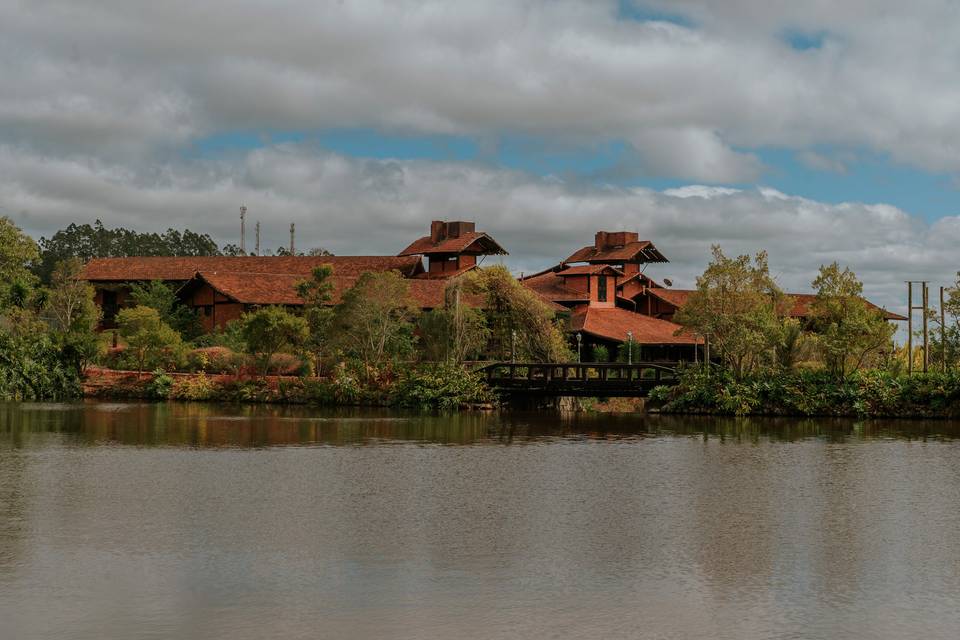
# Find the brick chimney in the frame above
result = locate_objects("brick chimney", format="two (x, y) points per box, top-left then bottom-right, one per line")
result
(430, 220), (446, 243)
(595, 230), (639, 249)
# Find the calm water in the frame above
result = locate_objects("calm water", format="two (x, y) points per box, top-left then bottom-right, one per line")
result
(2, 403), (960, 639)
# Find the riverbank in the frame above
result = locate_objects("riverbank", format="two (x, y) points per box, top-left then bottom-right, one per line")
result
(651, 367), (960, 418)
(81, 365), (497, 411)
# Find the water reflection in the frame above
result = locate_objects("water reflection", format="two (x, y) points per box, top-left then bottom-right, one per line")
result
(2, 402), (960, 639)
(2, 401), (960, 448)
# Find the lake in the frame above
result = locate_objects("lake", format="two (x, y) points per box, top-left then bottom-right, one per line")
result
(2, 401), (960, 639)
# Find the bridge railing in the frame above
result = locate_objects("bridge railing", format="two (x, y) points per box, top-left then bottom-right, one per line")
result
(476, 361), (679, 385)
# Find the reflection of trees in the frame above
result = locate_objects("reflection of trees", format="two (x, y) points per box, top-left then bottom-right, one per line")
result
(3, 402), (960, 448)
(0, 438), (28, 575)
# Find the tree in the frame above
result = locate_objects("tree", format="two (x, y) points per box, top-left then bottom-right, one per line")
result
(44, 258), (101, 373)
(417, 278), (489, 363)
(239, 306), (309, 376)
(129, 280), (201, 339)
(329, 270), (418, 375)
(674, 246), (785, 379)
(116, 306), (185, 376)
(809, 262), (896, 379)
(296, 265), (336, 373)
(466, 265), (570, 362)
(929, 272), (960, 370)
(0, 216), (40, 305)
(35, 220), (221, 282)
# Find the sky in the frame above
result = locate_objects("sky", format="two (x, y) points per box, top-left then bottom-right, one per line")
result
(3, 0), (960, 314)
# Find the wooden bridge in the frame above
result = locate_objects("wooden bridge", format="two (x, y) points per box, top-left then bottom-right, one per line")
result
(475, 362), (680, 397)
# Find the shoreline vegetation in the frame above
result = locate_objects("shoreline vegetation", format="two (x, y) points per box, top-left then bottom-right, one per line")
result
(3, 218), (960, 417)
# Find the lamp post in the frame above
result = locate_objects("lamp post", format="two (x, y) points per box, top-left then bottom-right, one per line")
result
(626, 331), (633, 365)
(576, 332), (582, 363)
(511, 329), (517, 363)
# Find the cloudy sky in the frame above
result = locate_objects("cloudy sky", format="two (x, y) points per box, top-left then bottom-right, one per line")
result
(3, 0), (960, 312)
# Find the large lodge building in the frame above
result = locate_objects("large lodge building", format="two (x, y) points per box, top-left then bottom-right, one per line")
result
(79, 220), (904, 361)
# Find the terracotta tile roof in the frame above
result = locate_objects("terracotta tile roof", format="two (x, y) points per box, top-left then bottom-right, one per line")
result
(398, 231), (507, 257)
(557, 264), (625, 277)
(79, 255), (424, 282)
(564, 241), (668, 264)
(645, 288), (906, 321)
(646, 288), (694, 308)
(786, 293), (907, 321)
(520, 270), (588, 303)
(569, 306), (701, 345)
(179, 271), (463, 310)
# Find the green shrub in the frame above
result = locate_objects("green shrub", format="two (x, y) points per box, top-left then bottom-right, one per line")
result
(390, 364), (496, 411)
(656, 364), (960, 418)
(148, 369), (174, 399)
(170, 372), (216, 401)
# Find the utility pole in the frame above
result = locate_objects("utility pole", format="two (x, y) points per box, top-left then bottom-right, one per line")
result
(942, 286), (948, 373)
(255, 221), (261, 256)
(906, 281), (930, 374)
(290, 223), (295, 255)
(923, 282), (930, 373)
(240, 205), (247, 254)
(907, 281), (912, 374)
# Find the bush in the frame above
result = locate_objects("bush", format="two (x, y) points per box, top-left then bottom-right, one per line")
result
(655, 365), (960, 418)
(147, 369), (174, 399)
(187, 346), (240, 374)
(390, 364), (496, 411)
(590, 344), (609, 362)
(169, 372), (216, 401)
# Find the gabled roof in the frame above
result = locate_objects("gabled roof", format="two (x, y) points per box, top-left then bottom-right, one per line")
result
(398, 232), (507, 257)
(645, 288), (694, 308)
(557, 264), (625, 277)
(564, 240), (668, 265)
(177, 270), (466, 310)
(80, 255), (425, 282)
(569, 306), (701, 345)
(643, 288), (907, 321)
(520, 270), (588, 303)
(786, 293), (907, 321)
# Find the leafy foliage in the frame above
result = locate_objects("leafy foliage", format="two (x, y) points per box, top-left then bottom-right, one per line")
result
(328, 270), (418, 375)
(467, 265), (570, 362)
(35, 220), (220, 282)
(0, 216), (40, 305)
(129, 280), (202, 340)
(238, 306), (309, 376)
(809, 262), (896, 379)
(0, 310), (81, 400)
(417, 279), (489, 363)
(390, 364), (496, 410)
(296, 264), (335, 373)
(654, 365), (960, 418)
(116, 306), (187, 375)
(674, 246), (785, 379)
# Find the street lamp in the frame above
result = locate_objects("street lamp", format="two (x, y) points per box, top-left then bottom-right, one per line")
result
(626, 331), (633, 365)
(511, 329), (517, 363)
(576, 332), (582, 363)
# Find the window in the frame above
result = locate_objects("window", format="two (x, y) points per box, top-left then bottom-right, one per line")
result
(597, 275), (607, 302)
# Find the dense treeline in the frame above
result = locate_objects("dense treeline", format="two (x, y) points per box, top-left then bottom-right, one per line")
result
(653, 245), (960, 416)
(33, 219), (334, 283)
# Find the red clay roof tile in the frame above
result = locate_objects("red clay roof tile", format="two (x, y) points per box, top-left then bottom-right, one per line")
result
(398, 232), (507, 257)
(569, 306), (701, 345)
(80, 255), (424, 281)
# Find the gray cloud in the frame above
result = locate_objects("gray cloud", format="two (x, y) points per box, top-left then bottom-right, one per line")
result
(2, 143), (954, 315)
(4, 1), (960, 179)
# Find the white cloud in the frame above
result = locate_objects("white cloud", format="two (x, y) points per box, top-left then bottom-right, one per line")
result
(3, 1), (960, 179)
(2, 144), (954, 316)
